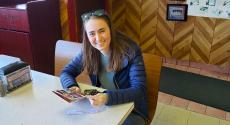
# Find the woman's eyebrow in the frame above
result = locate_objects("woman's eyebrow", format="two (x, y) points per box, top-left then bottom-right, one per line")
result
(98, 28), (105, 31)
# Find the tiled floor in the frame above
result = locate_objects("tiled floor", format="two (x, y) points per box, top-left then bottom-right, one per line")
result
(152, 102), (230, 125)
(151, 61), (230, 125)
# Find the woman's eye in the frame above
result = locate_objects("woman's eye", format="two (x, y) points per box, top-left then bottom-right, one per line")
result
(100, 30), (105, 33)
(88, 33), (95, 37)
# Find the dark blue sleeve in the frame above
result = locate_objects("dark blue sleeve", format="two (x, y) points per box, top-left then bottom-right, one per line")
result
(60, 52), (84, 90)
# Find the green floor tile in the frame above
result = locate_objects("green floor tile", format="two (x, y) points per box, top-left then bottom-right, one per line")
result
(154, 103), (165, 119)
(220, 120), (230, 125)
(187, 112), (219, 125)
(155, 104), (190, 125)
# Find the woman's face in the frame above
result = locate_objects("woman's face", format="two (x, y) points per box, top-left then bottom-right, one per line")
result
(84, 18), (111, 55)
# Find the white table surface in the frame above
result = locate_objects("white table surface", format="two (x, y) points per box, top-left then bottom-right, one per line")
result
(0, 54), (20, 68)
(0, 55), (134, 125)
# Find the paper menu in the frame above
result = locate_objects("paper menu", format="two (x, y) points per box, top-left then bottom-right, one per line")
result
(53, 90), (85, 103)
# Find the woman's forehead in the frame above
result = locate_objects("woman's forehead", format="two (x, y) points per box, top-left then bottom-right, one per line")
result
(85, 18), (109, 31)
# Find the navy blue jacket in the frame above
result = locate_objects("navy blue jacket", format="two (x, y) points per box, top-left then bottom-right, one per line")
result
(60, 39), (148, 121)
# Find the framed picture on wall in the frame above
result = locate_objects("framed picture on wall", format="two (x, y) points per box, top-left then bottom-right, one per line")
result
(166, 4), (188, 21)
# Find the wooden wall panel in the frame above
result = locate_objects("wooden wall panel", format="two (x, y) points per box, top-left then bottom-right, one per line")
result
(111, 0), (126, 32)
(111, 0), (141, 44)
(124, 0), (141, 44)
(59, 0), (69, 40)
(60, 0), (230, 68)
(190, 17), (216, 64)
(106, 0), (113, 14)
(140, 0), (158, 53)
(172, 17), (195, 61)
(210, 19), (230, 67)
(155, 0), (174, 57)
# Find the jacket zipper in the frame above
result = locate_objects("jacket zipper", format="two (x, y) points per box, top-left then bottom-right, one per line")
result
(113, 74), (119, 89)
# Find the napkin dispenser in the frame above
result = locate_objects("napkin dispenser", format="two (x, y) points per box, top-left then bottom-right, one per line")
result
(0, 61), (32, 97)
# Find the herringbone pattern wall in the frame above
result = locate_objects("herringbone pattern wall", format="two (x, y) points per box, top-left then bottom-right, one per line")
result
(155, 0), (174, 58)
(110, 0), (141, 43)
(60, 0), (230, 68)
(108, 0), (230, 68)
(110, 0), (126, 32)
(172, 17), (195, 61)
(125, 0), (141, 43)
(190, 17), (216, 64)
(140, 0), (158, 53)
(210, 19), (230, 67)
(59, 0), (69, 40)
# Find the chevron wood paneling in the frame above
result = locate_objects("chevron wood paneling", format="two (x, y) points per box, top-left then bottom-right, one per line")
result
(124, 0), (141, 44)
(210, 19), (230, 67)
(140, 0), (158, 53)
(60, 0), (230, 68)
(111, 0), (126, 32)
(106, 0), (113, 14)
(172, 16), (195, 61)
(190, 17), (216, 64)
(155, 0), (174, 57)
(59, 0), (69, 40)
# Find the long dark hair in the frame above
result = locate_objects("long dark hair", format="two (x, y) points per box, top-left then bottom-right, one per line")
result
(82, 11), (134, 75)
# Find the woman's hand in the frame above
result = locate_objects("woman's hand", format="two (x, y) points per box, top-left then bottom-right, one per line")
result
(68, 86), (81, 94)
(88, 93), (108, 107)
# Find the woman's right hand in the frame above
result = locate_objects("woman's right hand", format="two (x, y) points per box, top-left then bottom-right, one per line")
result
(68, 86), (81, 94)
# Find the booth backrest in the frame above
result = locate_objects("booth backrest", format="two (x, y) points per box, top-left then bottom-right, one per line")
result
(55, 40), (91, 84)
(143, 53), (162, 125)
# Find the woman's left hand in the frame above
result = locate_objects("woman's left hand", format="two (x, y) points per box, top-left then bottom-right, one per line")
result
(87, 93), (108, 107)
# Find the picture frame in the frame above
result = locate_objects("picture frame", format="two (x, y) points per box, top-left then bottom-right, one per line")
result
(166, 4), (188, 21)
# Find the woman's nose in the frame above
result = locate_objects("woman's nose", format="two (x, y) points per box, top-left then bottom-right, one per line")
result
(95, 33), (102, 42)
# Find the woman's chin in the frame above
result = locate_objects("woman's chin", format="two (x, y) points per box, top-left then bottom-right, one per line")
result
(96, 46), (105, 51)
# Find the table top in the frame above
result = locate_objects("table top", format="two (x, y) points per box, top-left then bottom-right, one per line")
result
(0, 54), (20, 68)
(0, 55), (134, 125)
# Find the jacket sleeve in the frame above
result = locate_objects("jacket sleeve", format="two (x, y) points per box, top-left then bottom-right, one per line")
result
(105, 45), (147, 105)
(60, 52), (84, 90)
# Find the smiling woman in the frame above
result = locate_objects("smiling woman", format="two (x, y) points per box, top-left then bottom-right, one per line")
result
(60, 9), (148, 125)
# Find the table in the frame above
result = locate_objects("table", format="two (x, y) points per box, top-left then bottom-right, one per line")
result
(0, 54), (20, 67)
(0, 55), (134, 125)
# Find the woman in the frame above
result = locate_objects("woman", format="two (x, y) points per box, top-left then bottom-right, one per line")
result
(60, 9), (148, 125)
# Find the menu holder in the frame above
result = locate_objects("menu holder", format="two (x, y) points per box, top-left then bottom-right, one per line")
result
(0, 61), (31, 97)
